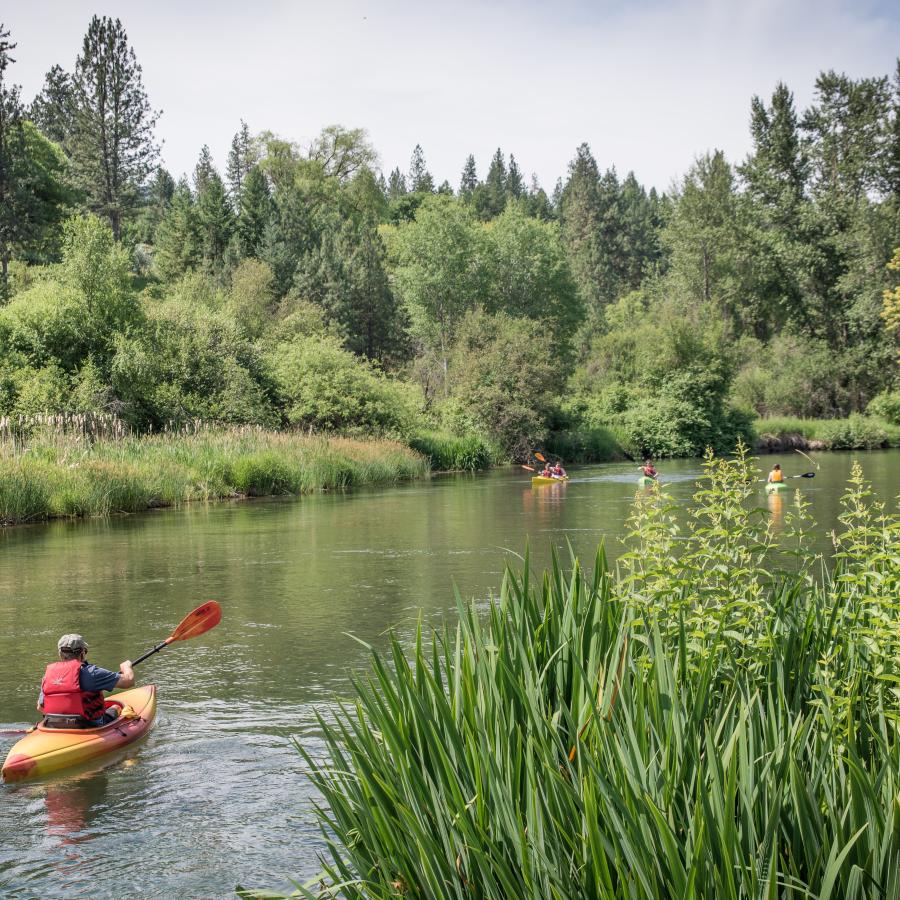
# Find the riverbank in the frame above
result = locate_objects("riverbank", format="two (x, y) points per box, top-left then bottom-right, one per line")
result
(544, 414), (900, 463)
(0, 428), (429, 525)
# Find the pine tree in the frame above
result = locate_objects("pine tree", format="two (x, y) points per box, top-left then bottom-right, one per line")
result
(387, 167), (407, 199)
(237, 165), (272, 258)
(560, 143), (603, 313)
(68, 16), (160, 239)
(193, 145), (215, 195)
(408, 144), (434, 193)
(506, 154), (524, 200)
(196, 168), (234, 270)
(482, 148), (507, 218)
(0, 23), (21, 291)
(153, 176), (200, 281)
(459, 154), (478, 201)
(524, 174), (553, 220)
(29, 64), (74, 145)
(226, 120), (256, 210)
(0, 26), (70, 291)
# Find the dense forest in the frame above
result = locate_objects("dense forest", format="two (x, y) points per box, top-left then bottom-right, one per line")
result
(1, 17), (898, 460)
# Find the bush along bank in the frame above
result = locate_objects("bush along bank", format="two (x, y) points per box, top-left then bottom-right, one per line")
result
(753, 414), (900, 452)
(0, 426), (429, 525)
(252, 449), (899, 899)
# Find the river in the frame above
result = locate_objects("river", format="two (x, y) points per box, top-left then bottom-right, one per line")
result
(1, 450), (897, 898)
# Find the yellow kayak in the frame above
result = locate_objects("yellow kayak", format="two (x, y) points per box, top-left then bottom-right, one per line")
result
(2, 685), (156, 783)
(532, 475), (569, 486)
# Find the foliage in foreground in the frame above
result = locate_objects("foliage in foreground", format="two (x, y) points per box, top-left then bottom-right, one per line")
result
(255, 449), (899, 898)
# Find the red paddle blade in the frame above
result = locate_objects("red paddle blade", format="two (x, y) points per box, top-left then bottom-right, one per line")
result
(166, 601), (222, 644)
(534, 452), (546, 463)
(521, 464), (535, 472)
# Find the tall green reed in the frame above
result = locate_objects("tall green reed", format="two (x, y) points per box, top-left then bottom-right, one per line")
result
(250, 449), (900, 899)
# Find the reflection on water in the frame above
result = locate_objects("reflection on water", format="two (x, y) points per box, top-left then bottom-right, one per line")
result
(1, 451), (897, 897)
(767, 490), (785, 531)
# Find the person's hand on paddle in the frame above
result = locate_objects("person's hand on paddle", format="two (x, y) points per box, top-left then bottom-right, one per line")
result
(118, 660), (135, 689)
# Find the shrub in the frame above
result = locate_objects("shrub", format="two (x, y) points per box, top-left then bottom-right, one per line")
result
(817, 413), (888, 450)
(867, 390), (900, 425)
(269, 335), (421, 438)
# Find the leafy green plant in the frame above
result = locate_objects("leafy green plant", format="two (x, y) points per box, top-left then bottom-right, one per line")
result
(253, 450), (900, 899)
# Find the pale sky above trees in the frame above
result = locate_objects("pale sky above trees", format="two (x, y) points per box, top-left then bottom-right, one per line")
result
(6, 0), (899, 191)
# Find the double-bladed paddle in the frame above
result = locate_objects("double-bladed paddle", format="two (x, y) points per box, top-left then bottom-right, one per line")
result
(0, 602), (222, 736)
(132, 601), (222, 667)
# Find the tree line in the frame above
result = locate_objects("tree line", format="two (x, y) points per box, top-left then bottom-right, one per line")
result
(0, 16), (898, 458)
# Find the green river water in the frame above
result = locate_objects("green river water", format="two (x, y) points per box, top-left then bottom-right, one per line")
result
(1, 451), (897, 898)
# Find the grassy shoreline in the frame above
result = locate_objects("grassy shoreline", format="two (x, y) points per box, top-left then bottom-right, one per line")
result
(0, 427), (429, 526)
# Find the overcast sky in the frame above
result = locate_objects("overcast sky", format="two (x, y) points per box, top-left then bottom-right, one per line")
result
(4, 0), (899, 193)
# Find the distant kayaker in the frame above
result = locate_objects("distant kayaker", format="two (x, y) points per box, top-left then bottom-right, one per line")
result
(767, 464), (784, 484)
(37, 634), (135, 729)
(641, 459), (658, 480)
(550, 461), (567, 478)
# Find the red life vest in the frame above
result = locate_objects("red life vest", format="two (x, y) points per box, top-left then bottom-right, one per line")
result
(41, 659), (106, 721)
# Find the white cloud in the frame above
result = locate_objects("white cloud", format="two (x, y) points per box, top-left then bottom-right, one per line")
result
(5, 0), (898, 191)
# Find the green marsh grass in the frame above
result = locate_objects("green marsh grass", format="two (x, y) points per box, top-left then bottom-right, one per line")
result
(0, 427), (429, 524)
(408, 432), (495, 471)
(253, 446), (900, 899)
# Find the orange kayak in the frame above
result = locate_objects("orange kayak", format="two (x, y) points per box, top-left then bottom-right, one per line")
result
(2, 685), (156, 783)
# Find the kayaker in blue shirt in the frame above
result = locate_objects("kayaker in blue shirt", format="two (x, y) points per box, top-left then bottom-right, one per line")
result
(38, 634), (135, 728)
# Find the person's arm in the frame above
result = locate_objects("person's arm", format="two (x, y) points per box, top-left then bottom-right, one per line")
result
(117, 660), (135, 689)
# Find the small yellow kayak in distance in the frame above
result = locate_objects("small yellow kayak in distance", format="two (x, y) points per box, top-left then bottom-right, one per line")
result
(2, 685), (156, 783)
(532, 475), (569, 486)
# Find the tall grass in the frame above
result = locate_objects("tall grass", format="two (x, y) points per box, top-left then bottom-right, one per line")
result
(408, 432), (495, 471)
(250, 446), (900, 899)
(0, 428), (429, 524)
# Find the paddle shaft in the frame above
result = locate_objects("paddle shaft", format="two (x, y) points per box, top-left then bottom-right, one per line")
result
(132, 640), (169, 667)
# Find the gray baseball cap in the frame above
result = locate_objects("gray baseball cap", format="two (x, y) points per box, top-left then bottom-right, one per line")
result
(57, 634), (89, 652)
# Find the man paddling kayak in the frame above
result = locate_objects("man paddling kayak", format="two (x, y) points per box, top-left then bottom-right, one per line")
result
(37, 634), (135, 729)
(550, 461), (567, 478)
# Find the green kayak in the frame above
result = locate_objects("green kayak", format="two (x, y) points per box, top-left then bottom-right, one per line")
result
(638, 475), (657, 487)
(765, 481), (789, 493)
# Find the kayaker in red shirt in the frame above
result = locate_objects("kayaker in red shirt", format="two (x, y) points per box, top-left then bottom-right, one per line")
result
(641, 459), (658, 480)
(540, 464), (553, 477)
(38, 634), (135, 729)
(550, 461), (567, 478)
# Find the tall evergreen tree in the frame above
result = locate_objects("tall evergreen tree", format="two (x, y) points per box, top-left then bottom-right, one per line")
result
(153, 176), (200, 281)
(193, 144), (216, 195)
(459, 154), (478, 201)
(68, 16), (160, 239)
(237, 165), (272, 258)
(0, 23), (21, 291)
(226, 119), (256, 209)
(481, 148), (508, 218)
(525, 174), (554, 221)
(408, 144), (434, 193)
(0, 26), (71, 291)
(560, 143), (603, 313)
(506, 154), (524, 200)
(196, 167), (234, 270)
(387, 167), (407, 199)
(29, 64), (74, 146)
